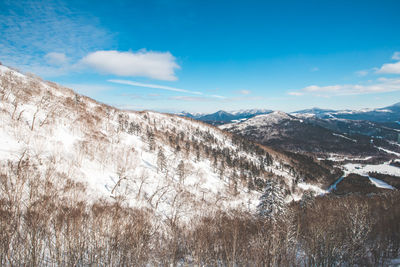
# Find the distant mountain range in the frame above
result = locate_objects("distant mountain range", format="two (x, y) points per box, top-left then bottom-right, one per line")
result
(175, 104), (400, 159)
(176, 103), (400, 125)
(293, 102), (400, 123)
(219, 108), (400, 161)
(176, 109), (273, 125)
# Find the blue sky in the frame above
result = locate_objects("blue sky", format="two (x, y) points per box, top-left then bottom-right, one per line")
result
(1, 0), (400, 113)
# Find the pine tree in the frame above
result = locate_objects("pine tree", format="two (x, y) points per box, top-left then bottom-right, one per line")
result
(195, 146), (200, 162)
(257, 179), (286, 219)
(147, 130), (155, 151)
(177, 160), (185, 182)
(157, 147), (167, 173)
(218, 161), (225, 180)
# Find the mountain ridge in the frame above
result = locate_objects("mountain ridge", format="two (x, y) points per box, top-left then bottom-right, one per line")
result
(177, 102), (400, 125)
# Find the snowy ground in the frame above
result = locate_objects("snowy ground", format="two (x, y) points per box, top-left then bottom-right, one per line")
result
(368, 176), (395, 190)
(343, 161), (400, 177)
(1, 65), (310, 221)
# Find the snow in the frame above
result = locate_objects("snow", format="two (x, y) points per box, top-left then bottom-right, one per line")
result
(368, 177), (395, 190)
(292, 113), (316, 118)
(298, 182), (327, 194)
(2, 65), (294, 221)
(343, 161), (400, 177)
(54, 126), (80, 149)
(374, 109), (393, 113)
(220, 110), (292, 131)
(0, 65), (25, 78)
(376, 146), (400, 157)
(318, 155), (372, 161)
(0, 130), (23, 161)
(0, 64), (338, 222)
(229, 108), (272, 115)
(332, 133), (357, 142)
(327, 165), (398, 192)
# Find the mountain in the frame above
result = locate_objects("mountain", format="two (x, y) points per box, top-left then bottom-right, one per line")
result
(303, 116), (400, 142)
(176, 108), (273, 125)
(0, 65), (339, 220)
(220, 110), (400, 160)
(179, 102), (400, 127)
(331, 103), (400, 122)
(174, 111), (205, 119)
(196, 110), (237, 124)
(293, 107), (337, 116)
(293, 103), (400, 123)
(1, 65), (399, 265)
(230, 108), (274, 116)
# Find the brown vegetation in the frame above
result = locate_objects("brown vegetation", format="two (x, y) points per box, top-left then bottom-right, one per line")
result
(1, 158), (399, 265)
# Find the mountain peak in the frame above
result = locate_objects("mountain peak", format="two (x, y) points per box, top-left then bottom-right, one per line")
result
(216, 110), (230, 115)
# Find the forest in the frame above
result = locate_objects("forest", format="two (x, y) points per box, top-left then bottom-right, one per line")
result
(1, 158), (399, 266)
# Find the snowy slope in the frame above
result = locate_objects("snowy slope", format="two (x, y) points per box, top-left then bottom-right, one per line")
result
(220, 111), (295, 131)
(0, 65), (314, 220)
(368, 177), (395, 190)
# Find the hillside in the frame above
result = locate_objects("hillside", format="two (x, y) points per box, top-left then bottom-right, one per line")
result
(0, 65), (338, 221)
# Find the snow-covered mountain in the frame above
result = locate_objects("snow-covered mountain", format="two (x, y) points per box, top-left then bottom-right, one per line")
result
(292, 107), (337, 116)
(221, 110), (400, 159)
(0, 65), (333, 221)
(293, 103), (400, 123)
(179, 102), (400, 127)
(174, 111), (205, 119)
(176, 108), (273, 125)
(220, 111), (295, 130)
(230, 108), (273, 116)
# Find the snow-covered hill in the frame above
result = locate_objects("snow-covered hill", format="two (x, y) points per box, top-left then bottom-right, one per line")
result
(220, 111), (295, 131)
(0, 65), (324, 220)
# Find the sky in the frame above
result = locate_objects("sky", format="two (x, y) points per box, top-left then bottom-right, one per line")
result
(1, 0), (400, 113)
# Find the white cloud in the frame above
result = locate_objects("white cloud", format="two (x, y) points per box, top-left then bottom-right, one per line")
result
(81, 50), (180, 81)
(0, 0), (111, 75)
(108, 79), (202, 95)
(356, 70), (368, 77)
(288, 78), (400, 97)
(392, 52), (400, 60)
(210, 94), (226, 99)
(109, 79), (230, 101)
(288, 91), (304, 96)
(238, 90), (251, 95)
(377, 61), (400, 74)
(45, 52), (68, 66)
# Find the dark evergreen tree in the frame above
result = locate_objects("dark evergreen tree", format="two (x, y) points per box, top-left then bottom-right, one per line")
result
(147, 130), (155, 151)
(257, 179), (286, 219)
(177, 160), (185, 182)
(157, 147), (167, 173)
